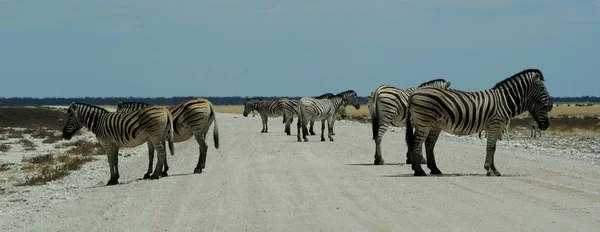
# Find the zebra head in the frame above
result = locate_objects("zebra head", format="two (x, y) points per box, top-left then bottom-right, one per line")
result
(525, 73), (551, 131)
(62, 102), (85, 140)
(418, 78), (451, 89)
(335, 90), (360, 110)
(243, 98), (261, 117)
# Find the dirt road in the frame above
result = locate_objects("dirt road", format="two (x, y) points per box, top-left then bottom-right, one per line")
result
(5, 114), (600, 231)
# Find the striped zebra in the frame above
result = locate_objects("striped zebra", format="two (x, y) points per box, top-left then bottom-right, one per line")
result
(243, 98), (287, 133)
(62, 102), (175, 185)
(283, 93), (346, 136)
(405, 69), (552, 176)
(530, 119), (542, 138)
(116, 98), (219, 174)
(368, 79), (451, 165)
(297, 90), (360, 142)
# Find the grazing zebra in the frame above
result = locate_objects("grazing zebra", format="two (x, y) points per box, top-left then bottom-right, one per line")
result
(62, 102), (175, 185)
(368, 79), (451, 165)
(478, 120), (510, 140)
(530, 119), (542, 138)
(297, 90), (360, 142)
(283, 93), (346, 136)
(405, 69), (551, 176)
(243, 98), (287, 133)
(117, 98), (219, 174)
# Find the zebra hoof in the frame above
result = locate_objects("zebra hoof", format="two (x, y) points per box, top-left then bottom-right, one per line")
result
(310, 132), (316, 136)
(430, 169), (442, 175)
(413, 170), (427, 176)
(329, 138), (334, 142)
(106, 179), (119, 185)
(143, 173), (151, 179)
(194, 168), (203, 174)
(374, 159), (384, 165)
(406, 158), (412, 164)
(493, 170), (501, 176)
(150, 173), (160, 180)
(303, 139), (308, 142)
(321, 138), (326, 142)
(331, 132), (336, 136)
(161, 171), (169, 177)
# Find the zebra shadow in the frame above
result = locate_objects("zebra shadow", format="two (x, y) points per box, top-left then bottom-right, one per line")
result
(348, 163), (408, 166)
(85, 173), (198, 189)
(383, 173), (522, 178)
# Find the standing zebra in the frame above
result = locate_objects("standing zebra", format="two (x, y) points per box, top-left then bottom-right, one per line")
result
(405, 69), (552, 176)
(62, 102), (175, 185)
(283, 93), (346, 136)
(530, 119), (543, 138)
(243, 98), (287, 133)
(297, 90), (360, 142)
(117, 98), (219, 174)
(368, 79), (451, 165)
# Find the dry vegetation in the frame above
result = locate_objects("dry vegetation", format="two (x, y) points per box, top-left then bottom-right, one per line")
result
(17, 153), (96, 186)
(0, 143), (10, 152)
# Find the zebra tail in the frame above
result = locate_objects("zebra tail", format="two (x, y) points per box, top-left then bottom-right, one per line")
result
(165, 113), (175, 156)
(210, 105), (220, 149)
(404, 105), (415, 153)
(370, 93), (379, 140)
(282, 113), (286, 124)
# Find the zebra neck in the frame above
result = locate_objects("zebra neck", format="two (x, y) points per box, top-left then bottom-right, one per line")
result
(495, 88), (527, 118)
(77, 108), (107, 134)
(330, 96), (346, 108)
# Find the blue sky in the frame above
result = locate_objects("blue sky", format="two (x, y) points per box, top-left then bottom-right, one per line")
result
(0, 0), (598, 97)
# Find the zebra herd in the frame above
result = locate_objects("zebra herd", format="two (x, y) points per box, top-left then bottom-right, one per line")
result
(60, 68), (551, 185)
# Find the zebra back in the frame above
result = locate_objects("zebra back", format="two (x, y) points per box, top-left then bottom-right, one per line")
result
(116, 101), (151, 113)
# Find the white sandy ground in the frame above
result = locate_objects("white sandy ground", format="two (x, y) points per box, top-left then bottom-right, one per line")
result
(1, 113), (600, 232)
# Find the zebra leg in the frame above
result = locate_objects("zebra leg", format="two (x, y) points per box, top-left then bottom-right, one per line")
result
(302, 121), (309, 142)
(144, 142), (154, 179)
(411, 129), (429, 176)
(331, 119), (336, 136)
(327, 118), (334, 142)
(106, 146), (120, 185)
(374, 136), (385, 165)
(485, 133), (501, 176)
(194, 134), (209, 174)
(425, 128), (442, 175)
(320, 120), (326, 141)
(296, 119), (302, 142)
(310, 120), (316, 135)
(284, 114), (292, 136)
(260, 115), (268, 133)
(161, 141), (169, 177)
(150, 141), (166, 180)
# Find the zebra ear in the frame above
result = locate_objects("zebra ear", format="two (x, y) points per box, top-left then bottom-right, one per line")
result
(69, 102), (77, 110)
(444, 82), (451, 88)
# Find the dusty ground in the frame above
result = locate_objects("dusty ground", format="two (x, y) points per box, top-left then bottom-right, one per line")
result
(1, 113), (600, 232)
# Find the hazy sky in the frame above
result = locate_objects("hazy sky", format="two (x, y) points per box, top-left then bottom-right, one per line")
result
(0, 0), (598, 97)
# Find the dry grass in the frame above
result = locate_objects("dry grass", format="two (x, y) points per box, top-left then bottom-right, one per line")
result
(29, 128), (63, 143)
(64, 140), (104, 156)
(22, 154), (55, 164)
(18, 138), (36, 151)
(0, 143), (10, 152)
(0, 135), (7, 141)
(17, 153), (96, 186)
(0, 107), (66, 130)
(0, 162), (14, 171)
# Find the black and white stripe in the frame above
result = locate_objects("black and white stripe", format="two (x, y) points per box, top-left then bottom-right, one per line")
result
(117, 98), (219, 174)
(62, 102), (175, 185)
(297, 90), (360, 142)
(243, 98), (287, 133)
(405, 69), (552, 176)
(283, 93), (347, 136)
(368, 79), (451, 165)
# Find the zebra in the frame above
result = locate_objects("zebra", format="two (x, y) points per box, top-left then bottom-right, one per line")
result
(243, 98), (287, 133)
(297, 90), (360, 142)
(283, 93), (347, 136)
(62, 102), (175, 185)
(405, 69), (551, 176)
(368, 79), (451, 165)
(530, 119), (543, 138)
(116, 98), (219, 174)
(478, 120), (510, 140)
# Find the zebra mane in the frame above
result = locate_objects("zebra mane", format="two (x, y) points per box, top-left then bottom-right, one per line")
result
(245, 97), (263, 103)
(70, 102), (109, 113)
(418, 79), (447, 88)
(334, 90), (356, 97)
(315, 93), (334, 99)
(493, 69), (544, 89)
(117, 101), (150, 108)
